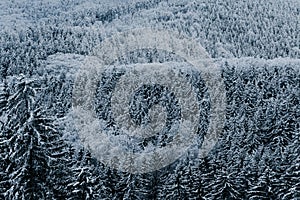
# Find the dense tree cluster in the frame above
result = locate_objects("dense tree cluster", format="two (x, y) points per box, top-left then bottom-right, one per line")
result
(0, 0), (299, 199)
(127, 0), (299, 59)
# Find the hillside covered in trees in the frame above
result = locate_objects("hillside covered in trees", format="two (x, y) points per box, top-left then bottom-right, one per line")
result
(0, 0), (299, 199)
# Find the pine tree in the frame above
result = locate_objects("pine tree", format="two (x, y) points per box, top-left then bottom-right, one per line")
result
(67, 148), (99, 200)
(0, 81), (8, 116)
(180, 156), (202, 199)
(247, 166), (274, 200)
(44, 119), (72, 200)
(163, 165), (187, 200)
(126, 168), (161, 200)
(0, 81), (10, 199)
(202, 166), (244, 200)
(2, 75), (49, 199)
(122, 173), (142, 200)
(160, 156), (200, 200)
(281, 140), (300, 200)
(0, 75), (72, 199)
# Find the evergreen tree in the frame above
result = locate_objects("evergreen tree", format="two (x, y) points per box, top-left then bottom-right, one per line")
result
(0, 75), (73, 199)
(122, 173), (142, 200)
(281, 140), (300, 200)
(67, 149), (99, 200)
(2, 75), (49, 199)
(247, 166), (274, 200)
(0, 81), (10, 199)
(44, 122), (72, 200)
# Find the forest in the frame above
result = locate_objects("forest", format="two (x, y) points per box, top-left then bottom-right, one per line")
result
(0, 0), (299, 199)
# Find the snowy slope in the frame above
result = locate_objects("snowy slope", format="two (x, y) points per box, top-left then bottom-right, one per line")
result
(0, 0), (299, 199)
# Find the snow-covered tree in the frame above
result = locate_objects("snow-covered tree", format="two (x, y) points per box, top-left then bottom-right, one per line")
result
(0, 81), (10, 200)
(1, 75), (49, 199)
(0, 75), (73, 199)
(66, 149), (99, 200)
